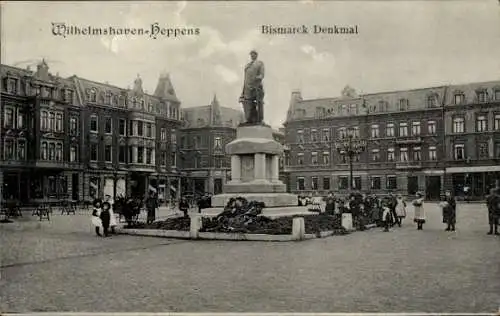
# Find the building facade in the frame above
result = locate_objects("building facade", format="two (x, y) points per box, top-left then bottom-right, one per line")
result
(284, 81), (500, 199)
(443, 81), (500, 198)
(1, 61), (183, 203)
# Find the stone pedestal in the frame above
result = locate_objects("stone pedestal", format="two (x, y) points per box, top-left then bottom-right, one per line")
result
(210, 124), (301, 213)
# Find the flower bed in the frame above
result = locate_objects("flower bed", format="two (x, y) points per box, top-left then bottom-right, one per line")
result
(128, 216), (190, 231)
(200, 214), (346, 235)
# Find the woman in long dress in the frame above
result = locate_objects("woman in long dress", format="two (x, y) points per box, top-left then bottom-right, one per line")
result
(91, 199), (103, 237)
(395, 195), (407, 227)
(412, 192), (426, 230)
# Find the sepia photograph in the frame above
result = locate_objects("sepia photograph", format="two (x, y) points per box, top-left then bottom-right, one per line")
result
(1, 0), (500, 314)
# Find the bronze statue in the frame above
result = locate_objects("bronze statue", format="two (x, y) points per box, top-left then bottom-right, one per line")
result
(239, 50), (265, 124)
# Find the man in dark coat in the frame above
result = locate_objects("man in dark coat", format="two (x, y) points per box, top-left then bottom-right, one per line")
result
(145, 192), (158, 224)
(442, 190), (457, 231)
(324, 192), (336, 216)
(486, 187), (500, 235)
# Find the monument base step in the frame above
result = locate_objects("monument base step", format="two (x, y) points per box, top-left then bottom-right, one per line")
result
(224, 181), (286, 193)
(211, 193), (298, 208)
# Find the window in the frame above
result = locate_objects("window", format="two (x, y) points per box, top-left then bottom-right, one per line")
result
(322, 128), (330, 142)
(323, 177), (330, 191)
(55, 143), (63, 161)
(49, 112), (55, 131)
(297, 153), (304, 165)
(399, 99), (408, 111)
(90, 115), (98, 133)
(119, 119), (126, 136)
(371, 177), (381, 190)
(387, 176), (397, 190)
(3, 108), (13, 128)
(310, 129), (318, 142)
(105, 92), (111, 105)
(371, 124), (379, 138)
(297, 177), (305, 191)
(339, 151), (347, 164)
(427, 120), (436, 135)
(479, 143), (489, 158)
(70, 117), (78, 134)
(146, 123), (152, 138)
(194, 136), (199, 149)
(137, 147), (144, 163)
(65, 90), (74, 103)
(413, 147), (421, 161)
(41, 111), (48, 130)
(297, 130), (304, 143)
(49, 143), (55, 160)
(104, 145), (112, 162)
(386, 123), (395, 137)
(70, 146), (77, 162)
(372, 149), (380, 162)
(214, 137), (222, 149)
(349, 104), (357, 115)
(399, 123), (408, 137)
(171, 129), (177, 145)
(137, 121), (143, 136)
(18, 140), (25, 160)
(7, 78), (17, 94)
(387, 148), (395, 162)
(322, 151), (330, 165)
(4, 139), (14, 160)
(454, 144), (465, 160)
(141, 99), (145, 109)
(400, 148), (408, 162)
(352, 127), (360, 138)
(453, 117), (465, 133)
(171, 152), (177, 167)
(90, 143), (98, 161)
(427, 95), (437, 108)
(411, 122), (421, 136)
(56, 113), (63, 132)
(311, 177), (319, 190)
(104, 117), (112, 134)
(148, 102), (153, 112)
(339, 176), (348, 190)
(495, 90), (500, 101)
(454, 93), (465, 105)
(17, 111), (24, 129)
(161, 151), (167, 166)
(146, 148), (152, 164)
(338, 127), (347, 139)
(160, 128), (166, 141)
(311, 152), (318, 165)
(41, 142), (48, 160)
(88, 89), (97, 102)
(118, 146), (126, 163)
(495, 114), (500, 130)
(476, 115), (487, 132)
(477, 90), (487, 103)
(496, 143), (500, 158)
(353, 176), (361, 190)
(429, 146), (437, 161)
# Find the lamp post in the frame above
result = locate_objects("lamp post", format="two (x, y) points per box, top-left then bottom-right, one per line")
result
(335, 127), (366, 192)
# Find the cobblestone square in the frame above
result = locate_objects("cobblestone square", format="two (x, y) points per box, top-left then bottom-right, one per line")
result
(1, 203), (499, 313)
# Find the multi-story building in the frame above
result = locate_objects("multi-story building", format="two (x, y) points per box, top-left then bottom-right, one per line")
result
(179, 95), (244, 195)
(1, 60), (183, 203)
(284, 84), (452, 199)
(1, 60), (81, 202)
(443, 81), (500, 198)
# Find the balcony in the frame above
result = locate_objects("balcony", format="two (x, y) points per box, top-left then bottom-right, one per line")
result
(396, 161), (423, 170)
(395, 137), (423, 145)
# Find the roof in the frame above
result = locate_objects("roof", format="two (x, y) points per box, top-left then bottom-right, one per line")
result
(182, 104), (244, 129)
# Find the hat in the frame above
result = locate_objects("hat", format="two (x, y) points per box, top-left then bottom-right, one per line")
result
(250, 50), (258, 54)
(92, 198), (102, 208)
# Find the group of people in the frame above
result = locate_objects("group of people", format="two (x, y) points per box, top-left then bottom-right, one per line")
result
(91, 195), (117, 237)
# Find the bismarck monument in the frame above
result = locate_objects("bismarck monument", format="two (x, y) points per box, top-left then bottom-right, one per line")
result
(210, 50), (298, 209)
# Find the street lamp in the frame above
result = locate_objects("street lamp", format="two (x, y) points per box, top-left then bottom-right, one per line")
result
(335, 127), (367, 191)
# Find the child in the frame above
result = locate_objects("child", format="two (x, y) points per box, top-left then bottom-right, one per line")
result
(413, 192), (426, 230)
(100, 202), (111, 237)
(395, 195), (407, 227)
(382, 202), (392, 232)
(91, 199), (103, 237)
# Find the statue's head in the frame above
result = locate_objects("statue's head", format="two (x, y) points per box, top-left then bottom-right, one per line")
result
(250, 50), (258, 60)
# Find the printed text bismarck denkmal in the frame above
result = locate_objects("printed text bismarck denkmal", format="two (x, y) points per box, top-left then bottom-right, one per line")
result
(261, 24), (359, 35)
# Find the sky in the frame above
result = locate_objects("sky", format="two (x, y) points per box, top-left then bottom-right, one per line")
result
(2, 1), (500, 128)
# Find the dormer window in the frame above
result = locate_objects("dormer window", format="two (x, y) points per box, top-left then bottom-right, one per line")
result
(427, 95), (437, 108)
(476, 90), (488, 103)
(454, 93), (465, 105)
(148, 102), (153, 112)
(105, 92), (111, 104)
(495, 89), (500, 101)
(6, 78), (17, 94)
(64, 89), (73, 103)
(112, 95), (118, 106)
(349, 104), (357, 115)
(87, 88), (97, 103)
(315, 107), (325, 118)
(140, 99), (145, 109)
(132, 97), (138, 108)
(378, 101), (386, 112)
(399, 99), (408, 111)
(118, 95), (125, 107)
